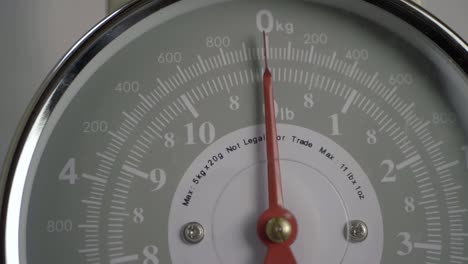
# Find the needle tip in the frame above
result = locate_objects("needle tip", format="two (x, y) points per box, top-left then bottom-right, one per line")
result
(263, 31), (269, 70)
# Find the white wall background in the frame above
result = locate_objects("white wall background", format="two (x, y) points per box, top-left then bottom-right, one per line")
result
(0, 0), (106, 167)
(0, 0), (467, 168)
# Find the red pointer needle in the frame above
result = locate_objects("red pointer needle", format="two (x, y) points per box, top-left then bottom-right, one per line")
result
(257, 32), (298, 264)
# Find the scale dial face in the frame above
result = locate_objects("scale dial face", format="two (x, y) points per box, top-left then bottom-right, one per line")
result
(3, 0), (468, 264)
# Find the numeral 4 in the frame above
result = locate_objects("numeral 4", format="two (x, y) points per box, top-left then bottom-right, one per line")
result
(59, 158), (78, 184)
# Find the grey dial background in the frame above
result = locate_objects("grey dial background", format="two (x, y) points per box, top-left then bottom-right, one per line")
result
(3, 0), (468, 263)
(2, 0), (468, 175)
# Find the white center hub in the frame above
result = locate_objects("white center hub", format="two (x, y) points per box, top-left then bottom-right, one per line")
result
(168, 124), (383, 263)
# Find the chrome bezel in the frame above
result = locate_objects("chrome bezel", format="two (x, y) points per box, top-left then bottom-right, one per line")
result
(1, 0), (467, 263)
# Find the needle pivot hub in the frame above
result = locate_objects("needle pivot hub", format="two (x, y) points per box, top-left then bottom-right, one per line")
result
(265, 217), (293, 244)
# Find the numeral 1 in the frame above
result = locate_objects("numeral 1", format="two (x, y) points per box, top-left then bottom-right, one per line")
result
(330, 114), (341, 136)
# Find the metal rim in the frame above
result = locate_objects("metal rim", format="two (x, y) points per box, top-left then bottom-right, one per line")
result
(1, 0), (467, 262)
(0, 0), (180, 262)
(366, 0), (468, 73)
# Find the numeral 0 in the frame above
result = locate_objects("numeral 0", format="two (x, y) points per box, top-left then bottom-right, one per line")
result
(256, 10), (274, 33)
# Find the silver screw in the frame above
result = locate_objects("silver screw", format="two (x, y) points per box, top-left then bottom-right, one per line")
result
(182, 222), (205, 244)
(344, 220), (368, 243)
